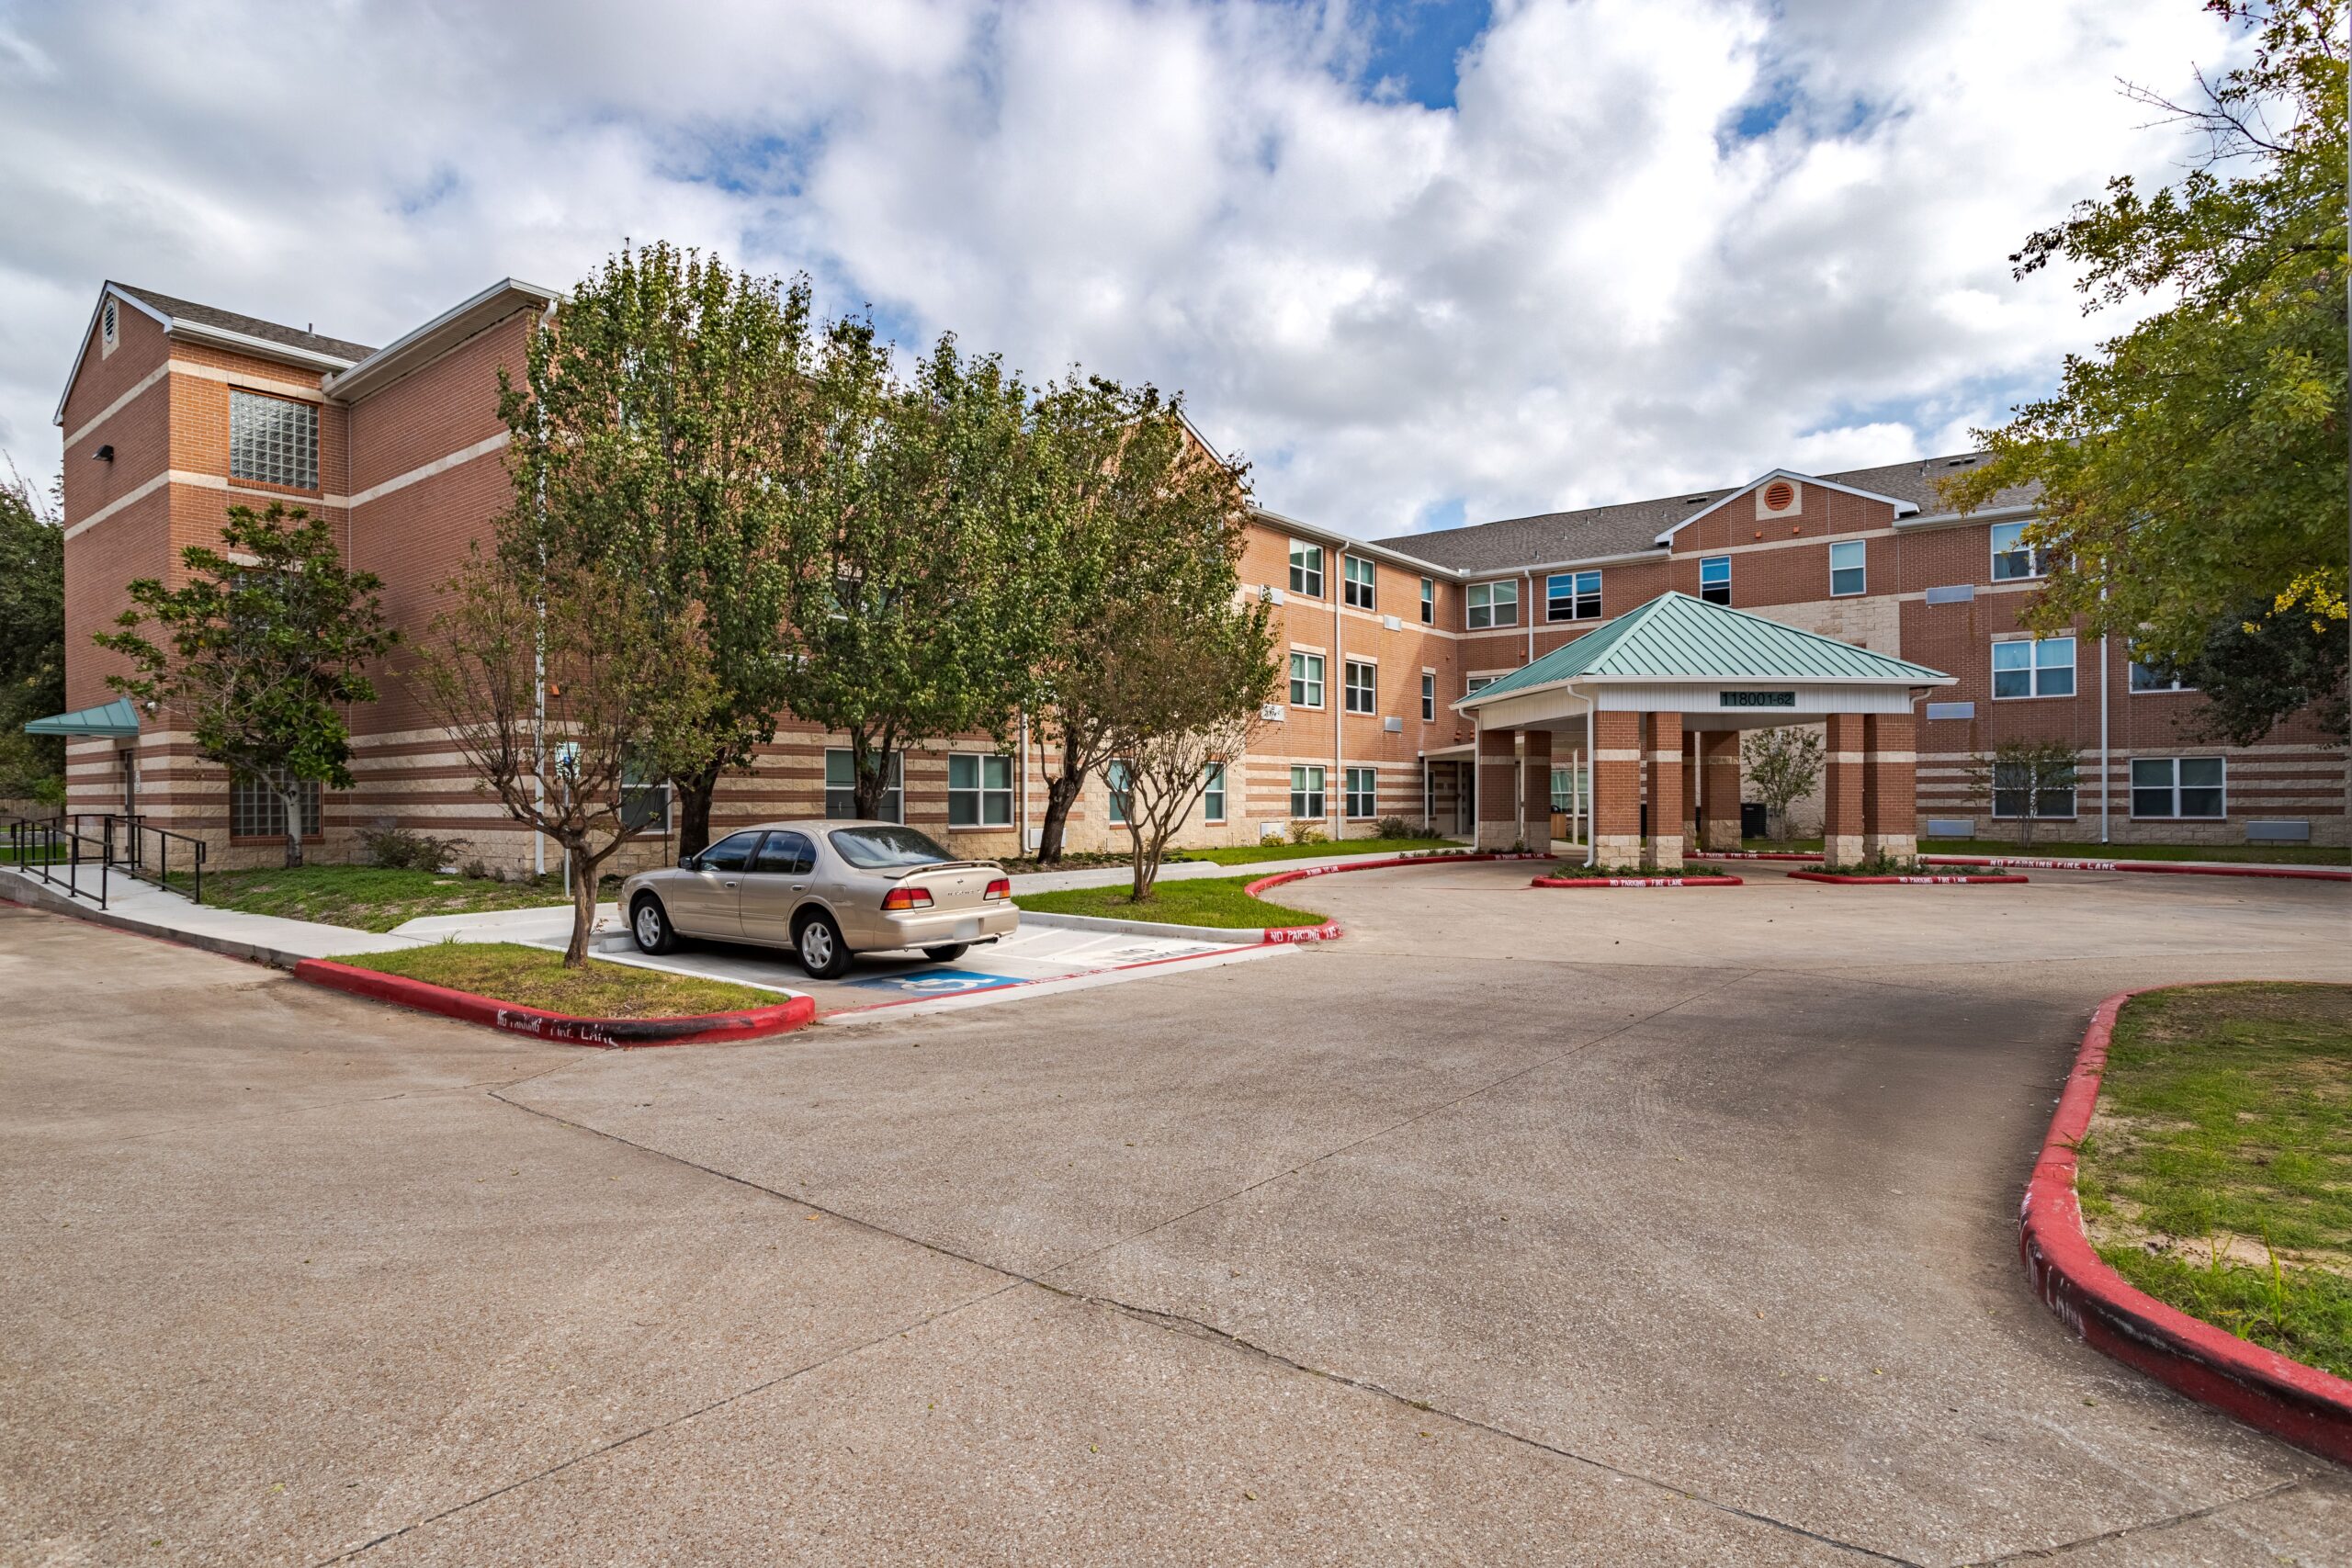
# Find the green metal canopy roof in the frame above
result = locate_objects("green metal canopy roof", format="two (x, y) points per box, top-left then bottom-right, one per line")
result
(1460, 592), (1951, 707)
(23, 696), (141, 738)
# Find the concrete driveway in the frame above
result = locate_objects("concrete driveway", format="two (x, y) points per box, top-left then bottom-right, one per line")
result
(3, 863), (2348, 1566)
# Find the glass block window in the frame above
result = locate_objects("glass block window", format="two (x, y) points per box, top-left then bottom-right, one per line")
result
(824, 749), (901, 821)
(1344, 766), (1377, 819)
(229, 389), (319, 490)
(1289, 764), (1326, 820)
(230, 772), (321, 839)
(2132, 757), (2225, 818)
(946, 753), (1012, 827)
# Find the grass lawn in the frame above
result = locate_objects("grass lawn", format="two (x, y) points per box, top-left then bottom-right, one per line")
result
(2076, 982), (2352, 1379)
(1183, 835), (1454, 867)
(1018, 873), (1331, 929)
(1739, 836), (2348, 866)
(334, 942), (783, 1018)
(165, 863), (580, 932)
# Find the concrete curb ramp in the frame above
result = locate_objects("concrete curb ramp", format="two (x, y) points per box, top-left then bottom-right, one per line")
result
(2019, 984), (2352, 1466)
(1786, 871), (2027, 886)
(292, 957), (817, 1047)
(1528, 874), (1745, 888)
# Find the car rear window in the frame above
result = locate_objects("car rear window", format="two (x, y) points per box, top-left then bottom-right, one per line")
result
(828, 825), (956, 870)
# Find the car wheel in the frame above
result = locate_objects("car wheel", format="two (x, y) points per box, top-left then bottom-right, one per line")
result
(630, 894), (677, 954)
(795, 910), (852, 979)
(922, 942), (968, 963)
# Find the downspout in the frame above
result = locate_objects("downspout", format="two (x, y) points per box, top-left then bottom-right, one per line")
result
(1018, 710), (1031, 852)
(1331, 576), (1343, 834)
(1583, 690), (1596, 867)
(1470, 709), (1480, 849)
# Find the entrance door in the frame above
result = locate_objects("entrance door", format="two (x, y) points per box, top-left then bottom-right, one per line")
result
(119, 750), (138, 816)
(666, 829), (759, 939)
(740, 829), (816, 945)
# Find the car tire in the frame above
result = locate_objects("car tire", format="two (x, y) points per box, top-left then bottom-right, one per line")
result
(630, 894), (677, 954)
(795, 910), (852, 979)
(922, 942), (969, 963)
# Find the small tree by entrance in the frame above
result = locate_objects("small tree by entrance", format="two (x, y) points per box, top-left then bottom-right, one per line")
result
(1969, 738), (2080, 849)
(93, 503), (396, 868)
(1741, 725), (1825, 843)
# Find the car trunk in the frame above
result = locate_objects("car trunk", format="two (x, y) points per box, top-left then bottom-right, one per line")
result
(892, 863), (999, 911)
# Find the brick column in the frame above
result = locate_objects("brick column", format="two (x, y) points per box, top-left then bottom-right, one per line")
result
(1476, 723), (1519, 851)
(1862, 711), (1917, 863)
(1700, 729), (1744, 852)
(1521, 728), (1554, 848)
(1590, 711), (1644, 865)
(1680, 735), (1699, 848)
(1645, 712), (1685, 870)
(1823, 713), (1866, 867)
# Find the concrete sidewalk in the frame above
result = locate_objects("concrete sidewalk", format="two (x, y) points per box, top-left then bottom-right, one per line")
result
(1005, 842), (1482, 894)
(1, 863), (435, 966)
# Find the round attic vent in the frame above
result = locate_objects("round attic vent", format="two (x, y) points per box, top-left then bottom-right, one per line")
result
(1762, 479), (1796, 511)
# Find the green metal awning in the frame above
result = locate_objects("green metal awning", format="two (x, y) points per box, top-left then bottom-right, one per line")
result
(23, 696), (141, 738)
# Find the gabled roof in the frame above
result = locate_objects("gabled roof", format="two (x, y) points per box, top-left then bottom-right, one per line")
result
(1374, 451), (2038, 573)
(1649, 468), (1917, 546)
(54, 281), (376, 426)
(326, 277), (558, 402)
(1458, 592), (1951, 709)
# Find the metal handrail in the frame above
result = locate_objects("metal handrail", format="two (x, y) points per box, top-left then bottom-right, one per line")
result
(6, 816), (107, 910)
(79, 811), (206, 905)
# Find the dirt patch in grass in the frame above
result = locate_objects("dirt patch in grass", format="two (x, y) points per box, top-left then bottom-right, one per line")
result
(1017, 874), (1330, 930)
(2078, 982), (2352, 1378)
(168, 864), (587, 932)
(335, 942), (785, 1019)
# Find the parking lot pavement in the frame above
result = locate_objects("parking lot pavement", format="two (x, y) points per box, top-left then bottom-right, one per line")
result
(10, 864), (2352, 1566)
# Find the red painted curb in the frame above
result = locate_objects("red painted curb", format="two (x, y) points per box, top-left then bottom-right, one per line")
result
(1260, 920), (1343, 943)
(1786, 870), (2028, 886)
(1934, 855), (2352, 882)
(292, 958), (816, 1047)
(1711, 851), (1823, 862)
(1240, 851), (1548, 901)
(1528, 874), (1745, 888)
(2020, 986), (2352, 1465)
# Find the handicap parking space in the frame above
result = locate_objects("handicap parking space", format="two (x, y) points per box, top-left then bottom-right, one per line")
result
(548, 915), (1270, 1019)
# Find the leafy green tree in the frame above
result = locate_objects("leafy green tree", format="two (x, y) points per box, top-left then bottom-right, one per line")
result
(411, 544), (720, 965)
(93, 504), (397, 868)
(504, 243), (816, 855)
(0, 465), (64, 805)
(1946, 0), (2347, 739)
(776, 331), (1040, 818)
(2150, 575), (2349, 742)
(1742, 725), (1824, 843)
(1024, 378), (1255, 862)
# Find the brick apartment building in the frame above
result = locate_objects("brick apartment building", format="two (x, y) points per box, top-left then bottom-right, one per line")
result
(39, 277), (2350, 869)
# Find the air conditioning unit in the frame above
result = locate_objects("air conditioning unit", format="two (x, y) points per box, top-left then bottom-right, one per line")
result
(1261, 702), (1285, 722)
(1382, 615), (1401, 631)
(1383, 716), (1403, 732)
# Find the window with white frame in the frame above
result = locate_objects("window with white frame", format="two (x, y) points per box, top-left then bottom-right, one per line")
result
(1467, 580), (1518, 628)
(1546, 570), (1601, 622)
(1993, 637), (2075, 698)
(230, 771), (321, 840)
(1990, 521), (2047, 581)
(1344, 658), (1376, 714)
(946, 753), (1012, 828)
(1106, 759), (1132, 825)
(1344, 766), (1377, 819)
(1828, 538), (1866, 597)
(1289, 764), (1326, 819)
(824, 749), (902, 821)
(2132, 757), (2224, 818)
(1991, 762), (2076, 820)
(1203, 762), (1227, 822)
(1419, 577), (1434, 624)
(1342, 555), (1375, 610)
(229, 389), (319, 491)
(1289, 650), (1325, 707)
(1420, 670), (1435, 721)
(1466, 674), (1496, 696)
(1550, 763), (1588, 815)
(1289, 540), (1324, 597)
(1700, 555), (1731, 605)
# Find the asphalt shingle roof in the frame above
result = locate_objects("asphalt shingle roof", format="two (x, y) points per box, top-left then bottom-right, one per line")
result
(1462, 591), (1951, 705)
(1376, 452), (2041, 574)
(114, 283), (376, 365)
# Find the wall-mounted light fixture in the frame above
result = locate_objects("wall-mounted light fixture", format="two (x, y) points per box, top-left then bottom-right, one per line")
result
(94, 444), (114, 462)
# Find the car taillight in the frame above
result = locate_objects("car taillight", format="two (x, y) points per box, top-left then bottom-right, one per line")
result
(882, 886), (933, 911)
(983, 877), (1012, 902)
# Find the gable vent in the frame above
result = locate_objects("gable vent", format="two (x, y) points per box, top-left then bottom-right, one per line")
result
(1762, 480), (1795, 510)
(101, 297), (119, 356)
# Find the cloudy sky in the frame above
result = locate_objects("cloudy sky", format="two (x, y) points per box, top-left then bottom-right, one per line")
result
(0, 0), (2239, 536)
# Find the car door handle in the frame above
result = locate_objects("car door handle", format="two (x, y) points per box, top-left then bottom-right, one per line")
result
(790, 883), (808, 892)
(723, 881), (738, 890)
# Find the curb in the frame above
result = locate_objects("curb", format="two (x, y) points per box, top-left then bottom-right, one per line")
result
(1786, 870), (2028, 886)
(2020, 985), (2352, 1465)
(291, 958), (817, 1047)
(1015, 909), (1333, 946)
(1528, 874), (1745, 888)
(1710, 850), (2352, 881)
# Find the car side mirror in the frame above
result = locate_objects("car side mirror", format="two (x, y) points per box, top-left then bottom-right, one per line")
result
(680, 852), (701, 872)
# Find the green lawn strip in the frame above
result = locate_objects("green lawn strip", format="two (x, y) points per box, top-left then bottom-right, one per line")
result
(163, 864), (576, 932)
(333, 942), (782, 1020)
(1738, 836), (2348, 866)
(1183, 836), (1455, 867)
(2076, 982), (2352, 1379)
(1017, 873), (1330, 929)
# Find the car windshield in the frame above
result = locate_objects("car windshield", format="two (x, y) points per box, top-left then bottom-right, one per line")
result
(828, 825), (956, 870)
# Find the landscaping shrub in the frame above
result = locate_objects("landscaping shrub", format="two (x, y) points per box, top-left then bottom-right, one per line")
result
(1284, 819), (1328, 845)
(358, 825), (471, 873)
(1374, 815), (1417, 839)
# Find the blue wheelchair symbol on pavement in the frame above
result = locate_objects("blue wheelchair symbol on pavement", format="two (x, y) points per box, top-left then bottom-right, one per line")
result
(842, 969), (1027, 997)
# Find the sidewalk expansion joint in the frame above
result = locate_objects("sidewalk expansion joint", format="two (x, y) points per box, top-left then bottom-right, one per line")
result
(1950, 1478), (2308, 1565)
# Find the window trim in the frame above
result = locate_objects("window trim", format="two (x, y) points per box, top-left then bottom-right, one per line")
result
(1419, 577), (1434, 625)
(228, 387), (322, 492)
(1467, 580), (1519, 630)
(1341, 554), (1375, 611)
(1289, 649), (1327, 709)
(1420, 669), (1435, 722)
(1343, 765), (1378, 820)
(1544, 569), (1601, 624)
(1991, 636), (2077, 700)
(1989, 521), (2047, 582)
(1288, 539), (1325, 598)
(1699, 555), (1731, 605)
(2130, 755), (2226, 820)
(1343, 657), (1377, 715)
(1203, 761), (1227, 824)
(1827, 538), (1866, 598)
(1465, 673), (1497, 697)
(945, 751), (1014, 829)
(1289, 763), (1327, 821)
(1105, 759), (1133, 827)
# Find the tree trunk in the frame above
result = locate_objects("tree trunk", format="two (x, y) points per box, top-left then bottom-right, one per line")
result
(674, 762), (721, 859)
(853, 731), (895, 820)
(564, 842), (596, 966)
(280, 784), (305, 869)
(1037, 771), (1085, 863)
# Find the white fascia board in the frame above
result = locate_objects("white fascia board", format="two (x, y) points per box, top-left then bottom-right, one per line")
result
(1566, 671), (1960, 687)
(1651, 468), (1920, 546)
(167, 320), (357, 373)
(51, 284), (175, 426)
(325, 277), (560, 401)
(1894, 502), (2038, 530)
(1250, 505), (1456, 577)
